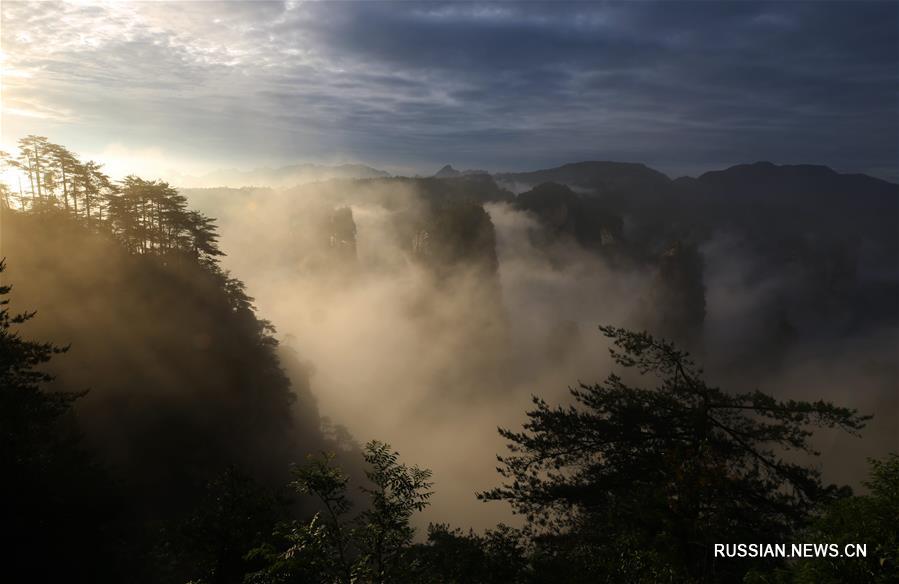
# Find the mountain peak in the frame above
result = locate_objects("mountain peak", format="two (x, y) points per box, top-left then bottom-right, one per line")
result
(434, 164), (462, 178)
(494, 160), (671, 194)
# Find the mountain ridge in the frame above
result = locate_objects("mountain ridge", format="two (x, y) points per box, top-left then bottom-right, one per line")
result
(177, 159), (897, 190)
(496, 159), (898, 191)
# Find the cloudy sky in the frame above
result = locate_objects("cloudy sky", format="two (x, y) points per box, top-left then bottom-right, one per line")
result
(2, 1), (897, 180)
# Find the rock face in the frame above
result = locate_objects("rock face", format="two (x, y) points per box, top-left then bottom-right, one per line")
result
(327, 206), (357, 261)
(645, 241), (707, 343)
(514, 182), (624, 251)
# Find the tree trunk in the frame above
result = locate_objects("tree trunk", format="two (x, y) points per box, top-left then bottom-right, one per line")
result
(61, 164), (69, 210)
(33, 149), (43, 200)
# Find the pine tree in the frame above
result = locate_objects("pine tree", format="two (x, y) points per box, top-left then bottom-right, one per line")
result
(47, 144), (79, 210)
(16, 135), (51, 207)
(480, 326), (870, 583)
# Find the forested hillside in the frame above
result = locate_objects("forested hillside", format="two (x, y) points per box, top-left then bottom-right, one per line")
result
(0, 138), (347, 582)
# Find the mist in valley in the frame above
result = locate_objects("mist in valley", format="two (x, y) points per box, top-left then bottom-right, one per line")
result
(180, 173), (898, 530)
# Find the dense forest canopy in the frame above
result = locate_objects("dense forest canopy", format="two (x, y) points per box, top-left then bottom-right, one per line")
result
(1, 136), (896, 583)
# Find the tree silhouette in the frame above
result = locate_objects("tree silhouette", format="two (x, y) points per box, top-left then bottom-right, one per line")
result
(46, 143), (79, 211)
(3, 140), (226, 264)
(480, 326), (870, 582)
(79, 160), (114, 225)
(16, 135), (51, 206)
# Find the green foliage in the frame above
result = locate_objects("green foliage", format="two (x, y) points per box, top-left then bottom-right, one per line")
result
(245, 514), (338, 584)
(788, 454), (899, 584)
(527, 532), (683, 584)
(157, 467), (282, 584)
(358, 441), (434, 583)
(247, 441), (433, 584)
(289, 451), (355, 583)
(410, 523), (528, 584)
(480, 326), (870, 583)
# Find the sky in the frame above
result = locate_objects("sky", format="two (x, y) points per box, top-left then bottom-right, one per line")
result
(1, 0), (897, 181)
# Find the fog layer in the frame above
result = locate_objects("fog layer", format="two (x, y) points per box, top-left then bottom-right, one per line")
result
(184, 177), (897, 529)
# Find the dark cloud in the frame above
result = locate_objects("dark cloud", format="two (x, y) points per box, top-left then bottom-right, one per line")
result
(2, 1), (896, 179)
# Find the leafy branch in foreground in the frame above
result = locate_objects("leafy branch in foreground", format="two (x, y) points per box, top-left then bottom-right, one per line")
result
(247, 441), (433, 584)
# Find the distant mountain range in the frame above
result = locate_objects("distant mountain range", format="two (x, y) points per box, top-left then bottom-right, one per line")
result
(496, 159), (897, 197)
(497, 160), (898, 236)
(495, 161), (672, 194)
(180, 159), (897, 199)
